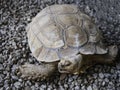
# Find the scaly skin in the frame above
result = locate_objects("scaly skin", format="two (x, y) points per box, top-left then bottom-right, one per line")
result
(18, 62), (58, 80)
(18, 45), (118, 80)
(79, 45), (118, 73)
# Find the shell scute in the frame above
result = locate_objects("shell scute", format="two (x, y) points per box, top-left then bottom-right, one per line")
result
(27, 4), (108, 62)
(66, 26), (88, 47)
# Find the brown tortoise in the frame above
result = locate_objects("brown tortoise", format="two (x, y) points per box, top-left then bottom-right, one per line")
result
(18, 4), (118, 80)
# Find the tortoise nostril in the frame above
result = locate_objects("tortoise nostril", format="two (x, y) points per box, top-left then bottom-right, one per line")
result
(60, 68), (63, 71)
(61, 64), (65, 67)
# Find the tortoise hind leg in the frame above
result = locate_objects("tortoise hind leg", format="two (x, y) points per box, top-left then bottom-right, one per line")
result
(18, 62), (58, 80)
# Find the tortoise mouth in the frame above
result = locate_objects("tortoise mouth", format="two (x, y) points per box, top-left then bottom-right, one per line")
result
(58, 68), (70, 73)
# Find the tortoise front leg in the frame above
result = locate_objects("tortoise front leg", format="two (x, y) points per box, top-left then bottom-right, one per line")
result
(94, 45), (118, 64)
(79, 45), (118, 73)
(18, 62), (58, 80)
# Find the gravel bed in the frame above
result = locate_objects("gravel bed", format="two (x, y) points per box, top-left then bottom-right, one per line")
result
(0, 0), (120, 90)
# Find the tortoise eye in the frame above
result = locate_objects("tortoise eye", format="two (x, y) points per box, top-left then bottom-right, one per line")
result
(64, 61), (71, 66)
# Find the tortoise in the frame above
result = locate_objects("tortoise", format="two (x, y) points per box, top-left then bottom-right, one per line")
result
(19, 4), (118, 80)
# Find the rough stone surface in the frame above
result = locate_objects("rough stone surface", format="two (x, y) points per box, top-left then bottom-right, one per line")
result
(0, 0), (120, 90)
(87, 86), (92, 90)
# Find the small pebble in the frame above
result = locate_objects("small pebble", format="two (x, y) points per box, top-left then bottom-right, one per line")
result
(87, 86), (92, 90)
(14, 82), (21, 89)
(75, 85), (80, 90)
(99, 73), (104, 79)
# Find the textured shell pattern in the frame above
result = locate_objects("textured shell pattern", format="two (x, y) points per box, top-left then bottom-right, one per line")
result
(26, 4), (108, 62)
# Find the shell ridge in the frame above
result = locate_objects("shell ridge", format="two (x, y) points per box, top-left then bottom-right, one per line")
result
(29, 25), (45, 47)
(49, 6), (66, 48)
(27, 4), (108, 62)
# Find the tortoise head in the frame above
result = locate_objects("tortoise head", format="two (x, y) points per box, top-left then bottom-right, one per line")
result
(58, 54), (82, 74)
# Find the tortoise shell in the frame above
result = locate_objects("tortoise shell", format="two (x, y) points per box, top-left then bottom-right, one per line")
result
(26, 4), (107, 62)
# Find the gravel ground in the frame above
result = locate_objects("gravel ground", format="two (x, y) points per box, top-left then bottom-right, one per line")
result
(0, 0), (120, 90)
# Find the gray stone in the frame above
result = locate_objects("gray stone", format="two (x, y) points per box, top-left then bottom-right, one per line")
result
(5, 87), (11, 90)
(11, 65), (18, 73)
(110, 69), (114, 73)
(35, 82), (39, 88)
(18, 79), (23, 82)
(92, 84), (98, 90)
(81, 85), (85, 90)
(59, 86), (64, 90)
(116, 63), (120, 69)
(68, 78), (73, 82)
(11, 86), (16, 90)
(11, 75), (18, 81)
(3, 84), (9, 90)
(26, 80), (32, 86)
(87, 86), (93, 90)
(75, 85), (80, 90)
(25, 86), (31, 90)
(47, 87), (52, 90)
(31, 86), (36, 90)
(0, 64), (4, 71)
(102, 81), (106, 86)
(85, 6), (91, 13)
(0, 87), (3, 90)
(99, 73), (104, 79)
(14, 82), (21, 89)
(105, 78), (109, 83)
(0, 54), (4, 63)
(41, 85), (46, 89)
(93, 73), (97, 79)
(64, 84), (68, 88)
(0, 75), (3, 83)
(104, 73), (111, 77)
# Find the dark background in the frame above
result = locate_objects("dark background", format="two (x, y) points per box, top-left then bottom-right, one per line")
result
(0, 0), (120, 90)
